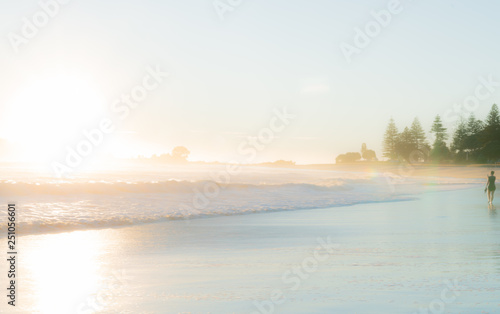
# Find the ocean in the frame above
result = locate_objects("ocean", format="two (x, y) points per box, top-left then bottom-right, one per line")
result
(0, 163), (479, 236)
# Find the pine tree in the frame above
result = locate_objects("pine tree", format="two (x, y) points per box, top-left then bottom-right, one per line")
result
(467, 113), (483, 135)
(483, 104), (500, 143)
(486, 104), (500, 127)
(430, 115), (448, 144)
(464, 113), (483, 153)
(451, 118), (467, 154)
(430, 115), (449, 162)
(383, 118), (399, 160)
(481, 104), (500, 161)
(399, 127), (413, 144)
(410, 117), (427, 148)
(395, 127), (416, 161)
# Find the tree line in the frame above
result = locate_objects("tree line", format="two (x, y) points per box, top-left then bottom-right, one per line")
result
(383, 104), (500, 163)
(336, 143), (377, 163)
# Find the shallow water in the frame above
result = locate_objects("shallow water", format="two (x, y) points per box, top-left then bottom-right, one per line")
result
(3, 187), (500, 313)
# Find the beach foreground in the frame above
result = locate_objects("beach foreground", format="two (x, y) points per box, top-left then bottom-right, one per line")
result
(2, 187), (500, 313)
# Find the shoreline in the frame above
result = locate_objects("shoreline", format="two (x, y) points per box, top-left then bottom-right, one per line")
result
(10, 183), (480, 239)
(11, 196), (421, 239)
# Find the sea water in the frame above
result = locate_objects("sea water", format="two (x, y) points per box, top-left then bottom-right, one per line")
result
(0, 163), (479, 236)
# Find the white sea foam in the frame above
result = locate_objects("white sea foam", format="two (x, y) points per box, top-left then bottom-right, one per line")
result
(0, 164), (480, 236)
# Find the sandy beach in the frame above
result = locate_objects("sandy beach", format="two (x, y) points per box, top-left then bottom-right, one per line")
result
(3, 185), (500, 314)
(296, 163), (500, 180)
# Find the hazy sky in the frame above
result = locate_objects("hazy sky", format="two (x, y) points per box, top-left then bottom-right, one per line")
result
(1, 0), (500, 164)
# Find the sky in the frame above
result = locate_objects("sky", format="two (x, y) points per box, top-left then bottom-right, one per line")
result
(1, 0), (500, 165)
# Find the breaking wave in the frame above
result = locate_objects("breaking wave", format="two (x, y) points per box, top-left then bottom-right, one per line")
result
(0, 167), (480, 236)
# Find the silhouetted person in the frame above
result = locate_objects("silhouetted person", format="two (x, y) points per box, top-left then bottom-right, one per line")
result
(485, 171), (496, 205)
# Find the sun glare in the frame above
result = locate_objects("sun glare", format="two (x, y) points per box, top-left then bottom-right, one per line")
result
(1, 74), (106, 161)
(23, 231), (106, 314)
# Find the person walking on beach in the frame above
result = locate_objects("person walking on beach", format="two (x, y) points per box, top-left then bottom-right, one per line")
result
(485, 171), (496, 205)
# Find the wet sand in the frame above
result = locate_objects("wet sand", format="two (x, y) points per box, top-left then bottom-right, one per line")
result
(4, 186), (500, 313)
